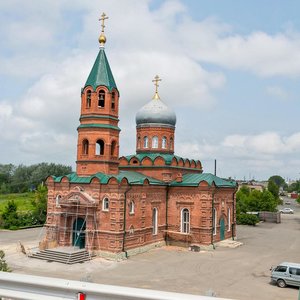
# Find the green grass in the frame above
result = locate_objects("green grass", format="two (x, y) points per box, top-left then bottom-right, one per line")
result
(0, 192), (36, 214)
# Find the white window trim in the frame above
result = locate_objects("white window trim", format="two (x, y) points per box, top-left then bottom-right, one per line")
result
(143, 136), (148, 148)
(213, 208), (217, 235)
(181, 208), (190, 234)
(152, 136), (158, 149)
(228, 208), (231, 232)
(129, 201), (135, 215)
(162, 137), (167, 149)
(152, 208), (158, 235)
(102, 198), (109, 211)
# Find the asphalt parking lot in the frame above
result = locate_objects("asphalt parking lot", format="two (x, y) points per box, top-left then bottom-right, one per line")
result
(1, 199), (300, 300)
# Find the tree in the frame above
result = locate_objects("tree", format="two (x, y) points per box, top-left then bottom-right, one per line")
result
(268, 180), (279, 200)
(1, 200), (19, 229)
(6, 163), (72, 193)
(0, 250), (10, 272)
(268, 175), (285, 188)
(31, 184), (48, 224)
(288, 181), (300, 193)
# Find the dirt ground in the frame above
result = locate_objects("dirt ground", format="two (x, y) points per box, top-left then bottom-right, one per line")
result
(1, 201), (300, 300)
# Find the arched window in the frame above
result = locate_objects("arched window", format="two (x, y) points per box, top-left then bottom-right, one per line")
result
(86, 90), (91, 108)
(98, 90), (105, 107)
(152, 208), (158, 235)
(96, 139), (105, 155)
(162, 136), (167, 149)
(228, 208), (231, 232)
(111, 92), (116, 110)
(181, 208), (190, 233)
(102, 198), (109, 211)
(111, 140), (116, 156)
(137, 136), (141, 149)
(152, 136), (158, 148)
(129, 201), (135, 214)
(170, 137), (174, 151)
(143, 136), (148, 148)
(82, 139), (89, 155)
(213, 208), (217, 235)
(55, 194), (61, 207)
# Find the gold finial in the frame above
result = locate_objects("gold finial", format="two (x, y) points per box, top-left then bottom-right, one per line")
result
(98, 12), (109, 47)
(152, 75), (162, 100)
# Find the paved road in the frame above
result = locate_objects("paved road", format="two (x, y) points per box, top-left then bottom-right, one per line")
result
(1, 199), (300, 300)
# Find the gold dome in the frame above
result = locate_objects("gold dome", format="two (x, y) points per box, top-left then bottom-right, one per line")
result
(99, 33), (106, 45)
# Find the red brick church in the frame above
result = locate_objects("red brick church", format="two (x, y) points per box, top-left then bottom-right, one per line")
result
(44, 14), (237, 259)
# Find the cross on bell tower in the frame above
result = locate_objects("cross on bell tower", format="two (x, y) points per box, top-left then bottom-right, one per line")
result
(98, 13), (109, 47)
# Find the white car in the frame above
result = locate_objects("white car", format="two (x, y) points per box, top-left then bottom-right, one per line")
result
(280, 208), (294, 214)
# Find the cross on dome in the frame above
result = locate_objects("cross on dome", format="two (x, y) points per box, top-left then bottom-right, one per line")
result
(152, 75), (162, 100)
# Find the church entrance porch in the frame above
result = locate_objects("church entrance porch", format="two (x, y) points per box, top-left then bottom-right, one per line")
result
(72, 217), (86, 249)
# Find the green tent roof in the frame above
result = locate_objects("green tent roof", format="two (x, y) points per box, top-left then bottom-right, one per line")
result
(84, 48), (117, 91)
(170, 173), (237, 188)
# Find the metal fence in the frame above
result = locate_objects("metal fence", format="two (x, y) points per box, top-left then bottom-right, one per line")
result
(0, 272), (230, 300)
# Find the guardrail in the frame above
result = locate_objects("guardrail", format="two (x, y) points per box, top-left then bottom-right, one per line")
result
(0, 272), (230, 300)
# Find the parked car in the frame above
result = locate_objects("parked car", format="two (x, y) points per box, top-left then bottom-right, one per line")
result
(284, 201), (291, 205)
(270, 262), (300, 288)
(279, 208), (294, 214)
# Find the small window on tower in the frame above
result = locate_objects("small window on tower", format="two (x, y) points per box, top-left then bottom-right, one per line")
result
(86, 90), (91, 108)
(143, 136), (148, 148)
(111, 92), (115, 110)
(162, 136), (167, 149)
(98, 90), (105, 108)
(111, 140), (116, 156)
(152, 136), (158, 148)
(170, 137), (174, 151)
(137, 136), (141, 149)
(82, 139), (89, 155)
(96, 139), (105, 155)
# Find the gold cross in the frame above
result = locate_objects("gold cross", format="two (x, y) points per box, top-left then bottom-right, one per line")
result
(99, 13), (109, 33)
(152, 75), (162, 95)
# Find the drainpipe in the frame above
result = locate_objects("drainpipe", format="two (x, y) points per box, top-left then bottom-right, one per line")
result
(122, 185), (132, 258)
(165, 184), (170, 245)
(232, 186), (238, 240)
(211, 186), (216, 249)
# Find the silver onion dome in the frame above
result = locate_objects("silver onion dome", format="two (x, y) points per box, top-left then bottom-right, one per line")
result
(136, 98), (176, 127)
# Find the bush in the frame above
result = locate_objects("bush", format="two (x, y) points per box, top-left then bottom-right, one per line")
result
(0, 250), (10, 272)
(296, 196), (300, 205)
(237, 213), (259, 226)
(1, 200), (19, 229)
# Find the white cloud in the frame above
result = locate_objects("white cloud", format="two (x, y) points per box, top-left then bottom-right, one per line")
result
(266, 86), (289, 101)
(1, 0), (300, 181)
(180, 19), (300, 77)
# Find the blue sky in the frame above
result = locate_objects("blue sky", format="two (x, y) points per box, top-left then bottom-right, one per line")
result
(1, 0), (300, 181)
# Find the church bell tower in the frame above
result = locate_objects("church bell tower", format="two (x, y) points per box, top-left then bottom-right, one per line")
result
(76, 13), (120, 176)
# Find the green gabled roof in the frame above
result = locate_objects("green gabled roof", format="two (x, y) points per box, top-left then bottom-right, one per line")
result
(170, 173), (237, 188)
(84, 48), (117, 91)
(122, 153), (199, 165)
(52, 171), (164, 186)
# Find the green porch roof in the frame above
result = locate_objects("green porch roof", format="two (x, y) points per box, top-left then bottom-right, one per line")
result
(52, 170), (164, 185)
(84, 48), (117, 91)
(170, 173), (237, 188)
